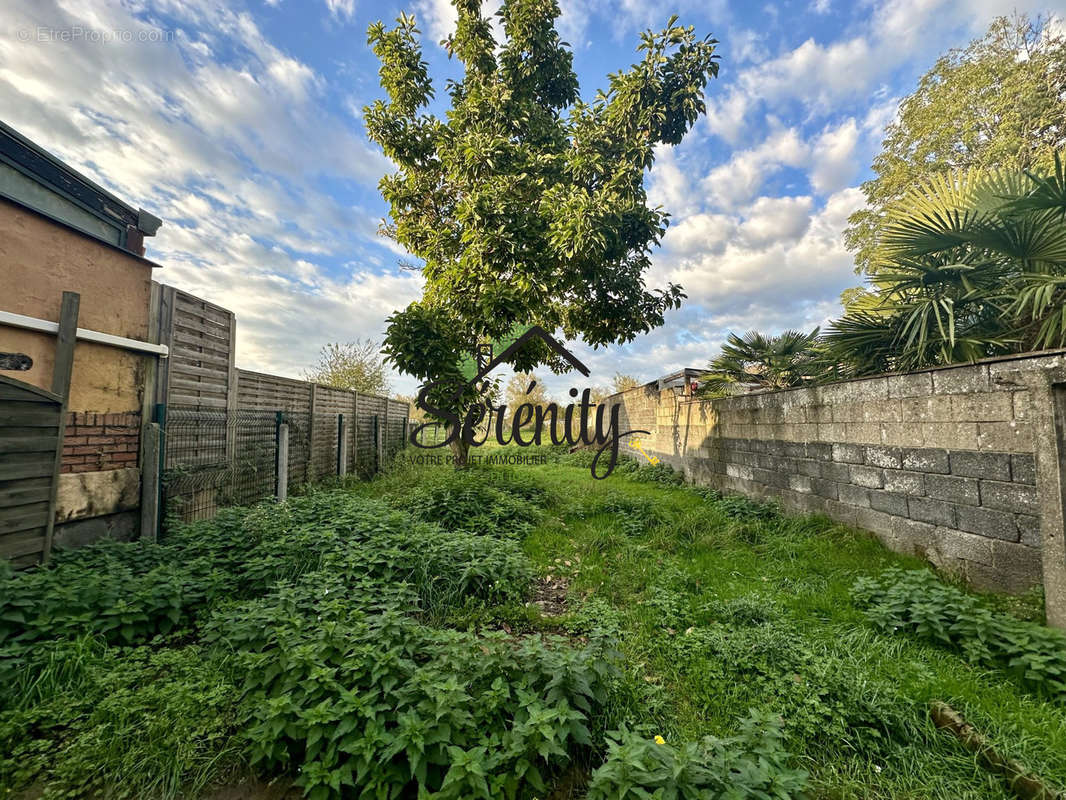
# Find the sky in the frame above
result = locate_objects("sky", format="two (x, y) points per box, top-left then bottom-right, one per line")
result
(1, 0), (1060, 397)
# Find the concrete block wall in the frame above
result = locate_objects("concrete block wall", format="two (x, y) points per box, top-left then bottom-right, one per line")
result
(613, 351), (1066, 595)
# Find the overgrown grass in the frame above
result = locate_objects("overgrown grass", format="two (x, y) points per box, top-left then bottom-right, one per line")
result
(2, 447), (1065, 799)
(508, 449), (1066, 799)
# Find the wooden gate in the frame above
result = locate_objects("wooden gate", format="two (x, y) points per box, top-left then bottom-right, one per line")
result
(0, 376), (64, 567)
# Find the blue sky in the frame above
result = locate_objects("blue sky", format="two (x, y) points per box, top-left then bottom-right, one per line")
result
(1, 0), (1060, 397)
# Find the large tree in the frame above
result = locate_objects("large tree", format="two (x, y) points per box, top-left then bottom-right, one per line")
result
(845, 14), (1066, 276)
(826, 161), (1066, 375)
(364, 0), (719, 461)
(304, 340), (392, 396)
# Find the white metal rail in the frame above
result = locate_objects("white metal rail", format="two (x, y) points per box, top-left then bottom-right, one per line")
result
(0, 310), (169, 357)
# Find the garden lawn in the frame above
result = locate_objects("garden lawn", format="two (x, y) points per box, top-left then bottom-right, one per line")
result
(3, 447), (1066, 799)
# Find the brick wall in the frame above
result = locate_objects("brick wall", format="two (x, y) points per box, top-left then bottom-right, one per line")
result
(61, 411), (140, 474)
(612, 351), (1066, 594)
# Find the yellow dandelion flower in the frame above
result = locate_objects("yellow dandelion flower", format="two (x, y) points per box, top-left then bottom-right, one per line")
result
(654, 735), (665, 745)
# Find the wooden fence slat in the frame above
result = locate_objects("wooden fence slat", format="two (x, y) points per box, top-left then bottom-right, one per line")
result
(0, 528), (47, 559)
(0, 504), (50, 535)
(0, 435), (59, 455)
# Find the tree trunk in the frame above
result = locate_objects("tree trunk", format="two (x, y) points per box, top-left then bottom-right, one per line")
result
(448, 434), (469, 467)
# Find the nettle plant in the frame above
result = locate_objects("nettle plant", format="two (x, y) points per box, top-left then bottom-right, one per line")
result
(364, 0), (719, 463)
(853, 568), (1066, 699)
(586, 712), (808, 800)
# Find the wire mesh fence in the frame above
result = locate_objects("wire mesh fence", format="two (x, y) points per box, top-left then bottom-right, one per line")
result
(162, 407), (410, 529)
(162, 407), (280, 523)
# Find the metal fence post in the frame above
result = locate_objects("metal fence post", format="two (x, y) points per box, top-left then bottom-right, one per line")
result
(337, 413), (348, 476)
(275, 412), (289, 502)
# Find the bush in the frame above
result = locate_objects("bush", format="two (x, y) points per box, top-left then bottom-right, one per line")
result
(629, 461), (684, 486)
(586, 711), (808, 799)
(0, 487), (611, 800)
(402, 469), (545, 537)
(853, 567), (1066, 699)
(226, 595), (619, 800)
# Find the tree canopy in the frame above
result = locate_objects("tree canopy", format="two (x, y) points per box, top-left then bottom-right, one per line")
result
(826, 159), (1066, 375)
(304, 340), (392, 396)
(845, 14), (1066, 276)
(700, 329), (824, 396)
(364, 0), (719, 448)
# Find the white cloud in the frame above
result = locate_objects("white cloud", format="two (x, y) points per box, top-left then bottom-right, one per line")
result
(325, 0), (355, 22)
(0, 0), (403, 380)
(662, 212), (737, 256)
(701, 127), (808, 208)
(736, 195), (814, 248)
(653, 187), (865, 318)
(809, 119), (861, 194)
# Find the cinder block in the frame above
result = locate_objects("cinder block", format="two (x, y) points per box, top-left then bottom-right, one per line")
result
(725, 464), (754, 480)
(908, 497), (956, 527)
(851, 505), (897, 538)
(821, 462), (852, 482)
(850, 464), (884, 489)
(879, 515), (937, 558)
(901, 396), (954, 423)
(869, 490), (909, 516)
(861, 400), (902, 423)
(838, 482), (871, 508)
(817, 423), (847, 442)
(955, 505), (1019, 542)
(922, 422), (979, 450)
(979, 480), (1038, 514)
(1016, 515), (1041, 548)
(805, 442), (833, 461)
(950, 450), (1011, 481)
(934, 527), (994, 566)
(883, 469), (926, 496)
(950, 393), (1014, 422)
(976, 421), (1033, 453)
(845, 423), (882, 444)
(1012, 390), (1031, 421)
(808, 405), (834, 424)
(887, 371), (934, 398)
(810, 477), (839, 500)
(988, 540), (1043, 591)
(932, 364), (991, 394)
(881, 423), (923, 447)
(824, 500), (859, 526)
(926, 474), (979, 506)
(1011, 453), (1036, 485)
(832, 443), (865, 464)
(903, 448), (950, 474)
(765, 470), (791, 489)
(865, 446), (903, 469)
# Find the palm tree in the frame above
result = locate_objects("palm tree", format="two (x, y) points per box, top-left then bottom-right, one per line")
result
(826, 156), (1066, 375)
(701, 328), (824, 395)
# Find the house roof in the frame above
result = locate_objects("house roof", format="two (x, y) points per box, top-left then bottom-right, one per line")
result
(0, 119), (162, 251)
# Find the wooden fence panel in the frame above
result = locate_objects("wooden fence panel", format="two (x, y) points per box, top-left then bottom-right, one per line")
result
(151, 286), (412, 528)
(158, 285), (235, 410)
(0, 377), (62, 567)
